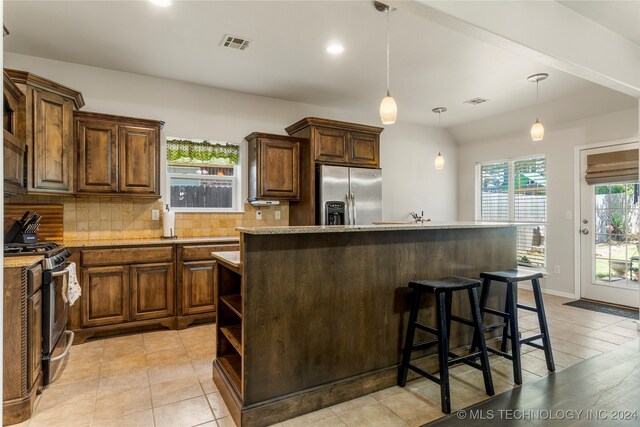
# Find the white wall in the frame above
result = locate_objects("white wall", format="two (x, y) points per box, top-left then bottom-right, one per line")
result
(457, 107), (639, 296)
(5, 52), (457, 222)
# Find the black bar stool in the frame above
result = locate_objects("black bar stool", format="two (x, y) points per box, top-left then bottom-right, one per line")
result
(472, 269), (555, 385)
(398, 277), (494, 414)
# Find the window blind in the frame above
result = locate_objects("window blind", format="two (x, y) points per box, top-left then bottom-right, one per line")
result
(477, 156), (547, 268)
(585, 149), (639, 185)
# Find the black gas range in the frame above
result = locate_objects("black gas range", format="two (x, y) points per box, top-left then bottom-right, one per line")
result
(4, 241), (73, 386)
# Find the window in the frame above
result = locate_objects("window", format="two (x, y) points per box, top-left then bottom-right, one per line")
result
(166, 137), (241, 211)
(477, 156), (546, 268)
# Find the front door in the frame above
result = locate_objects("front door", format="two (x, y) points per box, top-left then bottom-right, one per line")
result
(579, 143), (639, 308)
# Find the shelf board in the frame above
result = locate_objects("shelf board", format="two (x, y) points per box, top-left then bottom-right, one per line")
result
(217, 353), (242, 394)
(221, 294), (242, 318)
(220, 324), (242, 355)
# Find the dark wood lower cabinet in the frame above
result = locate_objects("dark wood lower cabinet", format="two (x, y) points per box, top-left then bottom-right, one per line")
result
(3, 260), (43, 425)
(68, 241), (238, 343)
(131, 262), (175, 321)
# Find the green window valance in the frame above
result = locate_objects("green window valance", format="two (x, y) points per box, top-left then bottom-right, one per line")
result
(167, 138), (239, 165)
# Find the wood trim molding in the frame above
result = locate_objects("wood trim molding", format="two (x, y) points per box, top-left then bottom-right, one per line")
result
(285, 117), (384, 136)
(74, 111), (164, 129)
(5, 68), (85, 109)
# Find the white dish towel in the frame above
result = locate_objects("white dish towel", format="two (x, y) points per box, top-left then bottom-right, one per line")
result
(65, 262), (82, 306)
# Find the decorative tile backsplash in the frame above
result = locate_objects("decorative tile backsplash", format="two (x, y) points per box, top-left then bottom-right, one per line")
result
(7, 195), (288, 241)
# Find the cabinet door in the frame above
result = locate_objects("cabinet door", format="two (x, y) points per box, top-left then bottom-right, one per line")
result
(259, 138), (299, 199)
(76, 119), (118, 193)
(118, 125), (158, 194)
(32, 89), (74, 192)
(4, 84), (27, 196)
(27, 290), (42, 389)
(181, 261), (216, 315)
(348, 132), (379, 167)
(131, 262), (175, 320)
(313, 127), (347, 164)
(81, 266), (130, 327)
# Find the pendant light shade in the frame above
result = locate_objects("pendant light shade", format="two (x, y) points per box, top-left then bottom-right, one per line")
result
(380, 91), (397, 125)
(531, 118), (544, 141)
(377, 2), (397, 125)
(528, 73), (548, 142)
(432, 107), (447, 170)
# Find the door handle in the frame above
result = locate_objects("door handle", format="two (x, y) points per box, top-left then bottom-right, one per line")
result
(351, 192), (356, 225)
(581, 229), (589, 235)
(345, 193), (352, 225)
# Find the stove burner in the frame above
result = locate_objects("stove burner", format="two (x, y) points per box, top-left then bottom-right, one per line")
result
(4, 242), (61, 254)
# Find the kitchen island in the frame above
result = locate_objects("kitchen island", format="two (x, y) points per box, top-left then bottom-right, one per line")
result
(212, 222), (517, 427)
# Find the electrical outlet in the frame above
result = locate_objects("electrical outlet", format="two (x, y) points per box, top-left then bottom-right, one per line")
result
(554, 265), (561, 274)
(151, 209), (160, 221)
(256, 210), (262, 220)
(275, 210), (281, 220)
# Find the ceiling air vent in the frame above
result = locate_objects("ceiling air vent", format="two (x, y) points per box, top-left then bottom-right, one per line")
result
(220, 34), (251, 51)
(463, 97), (490, 105)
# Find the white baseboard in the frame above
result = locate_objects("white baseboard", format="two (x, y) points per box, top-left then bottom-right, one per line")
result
(517, 282), (577, 299)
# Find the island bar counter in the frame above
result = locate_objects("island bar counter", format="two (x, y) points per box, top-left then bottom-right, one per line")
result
(212, 223), (517, 427)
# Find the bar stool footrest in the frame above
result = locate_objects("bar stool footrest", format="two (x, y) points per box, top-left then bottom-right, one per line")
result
(414, 322), (438, 335)
(449, 314), (475, 327)
(407, 364), (441, 385)
(487, 347), (513, 360)
(411, 340), (439, 351)
(482, 322), (508, 332)
(484, 307), (509, 318)
(516, 303), (538, 312)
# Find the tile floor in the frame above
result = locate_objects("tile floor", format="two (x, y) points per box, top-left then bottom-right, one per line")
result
(14, 290), (639, 427)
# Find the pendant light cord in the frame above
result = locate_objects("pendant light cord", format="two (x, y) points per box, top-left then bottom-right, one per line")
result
(386, 7), (390, 94)
(536, 80), (539, 118)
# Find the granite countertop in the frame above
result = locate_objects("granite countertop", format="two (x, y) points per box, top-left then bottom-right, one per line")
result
(212, 251), (241, 268)
(4, 255), (44, 268)
(64, 236), (240, 248)
(237, 221), (520, 235)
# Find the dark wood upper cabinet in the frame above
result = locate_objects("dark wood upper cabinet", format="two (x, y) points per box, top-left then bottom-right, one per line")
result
(285, 117), (384, 226)
(74, 111), (162, 197)
(246, 132), (301, 202)
(5, 69), (84, 194)
(3, 71), (27, 197)
(118, 125), (158, 194)
(130, 262), (175, 321)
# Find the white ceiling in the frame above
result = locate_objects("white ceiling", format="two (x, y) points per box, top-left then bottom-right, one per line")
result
(3, 1), (632, 127)
(558, 0), (640, 45)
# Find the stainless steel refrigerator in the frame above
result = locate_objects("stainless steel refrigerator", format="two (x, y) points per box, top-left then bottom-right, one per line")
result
(317, 165), (382, 225)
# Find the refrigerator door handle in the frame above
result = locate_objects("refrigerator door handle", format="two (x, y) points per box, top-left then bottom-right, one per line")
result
(345, 192), (352, 225)
(351, 192), (356, 225)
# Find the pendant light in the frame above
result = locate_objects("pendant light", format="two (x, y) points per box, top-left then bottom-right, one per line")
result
(528, 73), (548, 142)
(432, 107), (447, 170)
(376, 1), (397, 125)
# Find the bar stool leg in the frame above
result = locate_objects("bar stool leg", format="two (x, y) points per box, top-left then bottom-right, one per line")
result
(468, 287), (494, 396)
(470, 278), (491, 355)
(435, 291), (451, 414)
(506, 283), (523, 385)
(398, 287), (421, 386)
(532, 278), (555, 372)
(500, 291), (511, 353)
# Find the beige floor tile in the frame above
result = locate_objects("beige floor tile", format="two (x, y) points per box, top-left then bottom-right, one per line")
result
(207, 392), (231, 419)
(145, 346), (190, 367)
(148, 360), (196, 385)
(596, 324), (640, 339)
(101, 340), (145, 362)
(199, 374), (218, 394)
(216, 417), (237, 427)
(489, 359), (541, 384)
(192, 356), (214, 376)
(368, 386), (405, 402)
(528, 348), (583, 369)
(337, 403), (408, 427)
(54, 360), (101, 385)
(329, 396), (377, 416)
(612, 319), (640, 330)
(456, 368), (514, 395)
(186, 341), (216, 359)
(520, 353), (559, 377)
(93, 385), (152, 419)
(280, 409), (335, 426)
(34, 379), (97, 412)
(568, 335), (620, 352)
(68, 343), (104, 364)
(153, 396), (214, 427)
(143, 331), (184, 353)
(584, 329), (636, 345)
(29, 400), (94, 427)
(378, 391), (442, 427)
(102, 333), (143, 350)
(550, 338), (602, 359)
(100, 352), (147, 378)
(308, 417), (348, 426)
(97, 370), (149, 397)
(91, 409), (154, 427)
(151, 376), (204, 407)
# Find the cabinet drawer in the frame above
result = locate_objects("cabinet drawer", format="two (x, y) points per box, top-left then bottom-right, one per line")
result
(182, 244), (239, 261)
(81, 246), (173, 266)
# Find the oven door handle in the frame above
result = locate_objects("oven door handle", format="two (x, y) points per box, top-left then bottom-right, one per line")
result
(51, 263), (72, 277)
(49, 331), (74, 362)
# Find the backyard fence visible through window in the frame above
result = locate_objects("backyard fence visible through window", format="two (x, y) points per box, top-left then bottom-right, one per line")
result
(167, 138), (240, 211)
(476, 156), (547, 268)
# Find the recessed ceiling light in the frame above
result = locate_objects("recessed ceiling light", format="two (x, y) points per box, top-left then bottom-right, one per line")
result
(149, 0), (172, 7)
(326, 43), (345, 55)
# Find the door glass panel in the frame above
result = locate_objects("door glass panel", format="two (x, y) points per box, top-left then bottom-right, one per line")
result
(593, 182), (640, 288)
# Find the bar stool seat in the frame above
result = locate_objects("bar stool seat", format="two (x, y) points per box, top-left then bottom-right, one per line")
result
(472, 268), (555, 385)
(398, 276), (494, 414)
